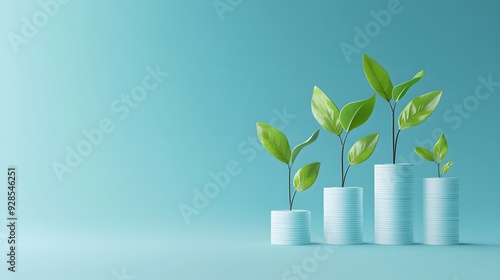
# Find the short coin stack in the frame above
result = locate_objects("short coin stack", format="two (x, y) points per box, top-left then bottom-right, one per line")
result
(423, 177), (459, 245)
(271, 210), (311, 245)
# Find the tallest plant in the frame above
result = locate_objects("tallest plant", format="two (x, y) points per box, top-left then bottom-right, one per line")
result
(363, 54), (443, 163)
(363, 54), (444, 245)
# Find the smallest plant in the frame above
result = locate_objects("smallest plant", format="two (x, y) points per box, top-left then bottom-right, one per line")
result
(414, 134), (453, 177)
(256, 123), (321, 211)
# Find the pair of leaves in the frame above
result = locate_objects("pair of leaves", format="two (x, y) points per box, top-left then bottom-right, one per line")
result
(256, 122), (319, 166)
(414, 134), (453, 176)
(414, 134), (448, 163)
(311, 88), (379, 169)
(363, 54), (424, 103)
(311, 86), (376, 134)
(363, 54), (443, 131)
(256, 123), (321, 192)
(293, 162), (321, 192)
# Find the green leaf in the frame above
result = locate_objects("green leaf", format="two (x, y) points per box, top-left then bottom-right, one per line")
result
(256, 122), (291, 164)
(293, 162), (321, 192)
(392, 70), (425, 102)
(362, 54), (393, 102)
(311, 86), (342, 136)
(348, 133), (380, 166)
(339, 94), (376, 132)
(434, 134), (448, 163)
(441, 161), (453, 176)
(414, 147), (435, 162)
(398, 90), (443, 130)
(290, 129), (320, 165)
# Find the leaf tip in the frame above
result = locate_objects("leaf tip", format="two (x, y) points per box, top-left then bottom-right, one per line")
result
(256, 122), (263, 130)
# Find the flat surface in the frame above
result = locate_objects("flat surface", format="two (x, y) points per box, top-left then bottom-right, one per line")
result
(2, 232), (499, 279)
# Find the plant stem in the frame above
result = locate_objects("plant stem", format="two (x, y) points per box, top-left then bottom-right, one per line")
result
(339, 137), (344, 188)
(342, 164), (352, 187)
(340, 132), (349, 188)
(340, 143), (345, 187)
(287, 165), (291, 210)
(290, 190), (297, 211)
(390, 102), (396, 164)
(437, 162), (441, 178)
(394, 129), (402, 164)
(290, 189), (298, 211)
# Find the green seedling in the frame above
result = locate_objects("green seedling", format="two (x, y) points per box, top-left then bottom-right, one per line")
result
(256, 123), (320, 210)
(363, 54), (443, 163)
(311, 86), (379, 188)
(414, 134), (453, 177)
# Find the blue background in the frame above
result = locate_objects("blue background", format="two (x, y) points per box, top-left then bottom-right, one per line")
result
(1, 0), (499, 279)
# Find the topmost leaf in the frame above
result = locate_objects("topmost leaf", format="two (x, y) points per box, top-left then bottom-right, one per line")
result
(290, 129), (320, 165)
(311, 86), (342, 136)
(339, 94), (376, 132)
(363, 54), (393, 102)
(256, 122), (291, 164)
(392, 70), (425, 103)
(434, 134), (448, 163)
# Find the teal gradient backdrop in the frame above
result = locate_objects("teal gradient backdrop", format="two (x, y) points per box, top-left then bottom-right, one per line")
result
(1, 0), (499, 279)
